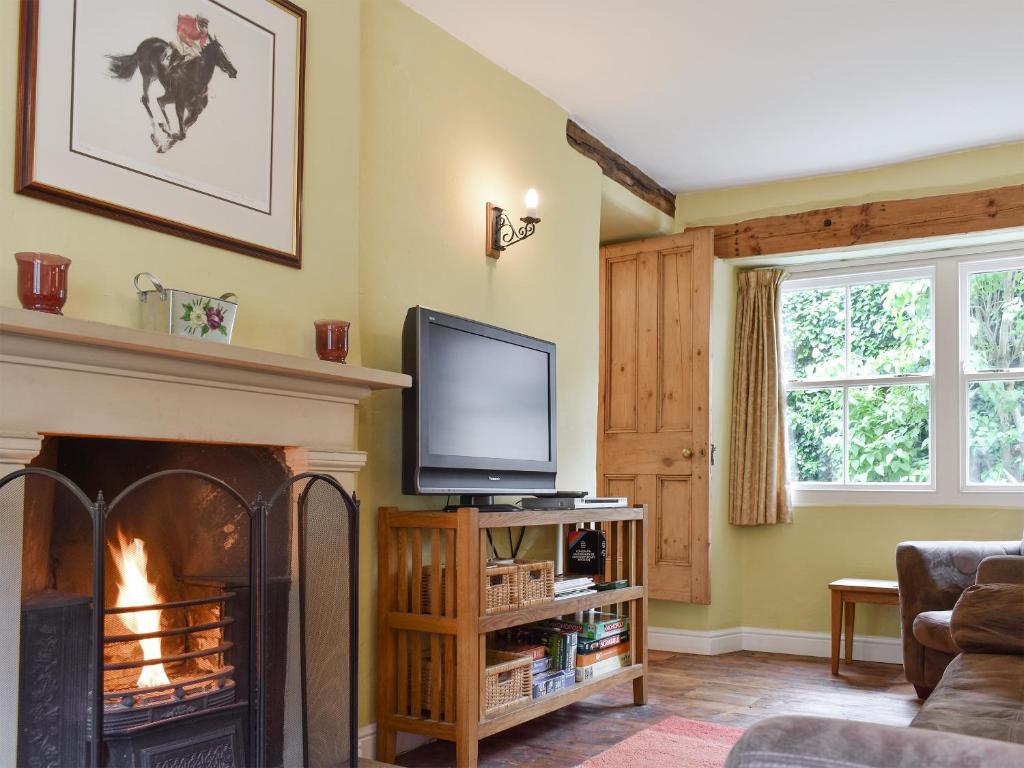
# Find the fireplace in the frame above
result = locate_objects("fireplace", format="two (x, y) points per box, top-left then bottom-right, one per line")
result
(0, 307), (410, 767)
(6, 437), (358, 768)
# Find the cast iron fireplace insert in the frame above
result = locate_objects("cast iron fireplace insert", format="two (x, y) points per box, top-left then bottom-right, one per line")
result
(4, 466), (358, 768)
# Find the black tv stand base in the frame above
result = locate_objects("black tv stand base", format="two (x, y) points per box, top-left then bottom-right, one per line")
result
(443, 495), (519, 513)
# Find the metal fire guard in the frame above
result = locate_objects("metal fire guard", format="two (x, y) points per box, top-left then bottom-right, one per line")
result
(1, 468), (359, 768)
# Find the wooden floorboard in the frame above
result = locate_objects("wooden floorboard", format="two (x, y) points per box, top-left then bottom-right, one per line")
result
(394, 650), (920, 767)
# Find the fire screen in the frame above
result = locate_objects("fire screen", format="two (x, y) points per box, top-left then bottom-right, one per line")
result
(2, 467), (359, 768)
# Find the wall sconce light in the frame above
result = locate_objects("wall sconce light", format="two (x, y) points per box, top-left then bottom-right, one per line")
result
(486, 188), (541, 259)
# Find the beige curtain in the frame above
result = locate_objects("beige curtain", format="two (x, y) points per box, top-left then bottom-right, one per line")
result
(729, 268), (792, 526)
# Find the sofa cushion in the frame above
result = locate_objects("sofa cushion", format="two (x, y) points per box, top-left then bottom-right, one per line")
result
(976, 555), (1024, 585)
(913, 609), (958, 655)
(952, 583), (1024, 654)
(911, 653), (1024, 744)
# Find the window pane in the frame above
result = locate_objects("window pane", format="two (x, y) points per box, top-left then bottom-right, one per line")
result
(850, 278), (931, 376)
(786, 388), (843, 482)
(968, 380), (1024, 485)
(848, 384), (930, 483)
(782, 288), (845, 381)
(967, 268), (1024, 371)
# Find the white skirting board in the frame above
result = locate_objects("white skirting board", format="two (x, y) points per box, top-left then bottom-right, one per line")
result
(648, 625), (904, 665)
(357, 723), (434, 761)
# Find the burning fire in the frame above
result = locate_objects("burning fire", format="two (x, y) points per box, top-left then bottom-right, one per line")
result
(109, 531), (170, 689)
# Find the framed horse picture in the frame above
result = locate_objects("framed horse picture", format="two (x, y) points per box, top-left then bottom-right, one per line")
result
(16, 0), (306, 267)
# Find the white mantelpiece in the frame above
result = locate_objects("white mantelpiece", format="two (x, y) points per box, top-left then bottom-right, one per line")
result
(0, 306), (410, 766)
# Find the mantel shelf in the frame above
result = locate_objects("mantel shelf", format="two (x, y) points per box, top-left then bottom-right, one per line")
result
(0, 306), (410, 391)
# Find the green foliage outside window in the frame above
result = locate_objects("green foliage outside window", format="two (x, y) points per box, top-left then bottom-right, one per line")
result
(782, 268), (1023, 486)
(783, 278), (931, 484)
(967, 269), (1024, 484)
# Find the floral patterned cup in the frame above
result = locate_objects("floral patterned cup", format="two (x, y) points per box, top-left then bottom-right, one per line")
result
(315, 320), (351, 363)
(15, 252), (71, 315)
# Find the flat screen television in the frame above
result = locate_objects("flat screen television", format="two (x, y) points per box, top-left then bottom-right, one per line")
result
(402, 306), (556, 506)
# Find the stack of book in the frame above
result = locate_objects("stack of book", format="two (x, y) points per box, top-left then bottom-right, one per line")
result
(545, 610), (631, 682)
(492, 608), (633, 699)
(501, 623), (578, 700)
(553, 574), (596, 600)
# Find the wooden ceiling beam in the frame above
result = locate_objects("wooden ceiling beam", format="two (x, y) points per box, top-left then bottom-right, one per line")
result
(713, 185), (1024, 259)
(567, 120), (676, 218)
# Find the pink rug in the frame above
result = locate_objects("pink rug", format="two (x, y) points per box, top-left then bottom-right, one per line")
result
(578, 717), (744, 768)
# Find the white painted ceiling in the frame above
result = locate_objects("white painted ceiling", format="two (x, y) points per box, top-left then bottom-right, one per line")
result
(401, 0), (1024, 192)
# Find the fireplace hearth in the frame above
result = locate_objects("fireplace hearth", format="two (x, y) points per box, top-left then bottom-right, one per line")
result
(4, 459), (359, 768)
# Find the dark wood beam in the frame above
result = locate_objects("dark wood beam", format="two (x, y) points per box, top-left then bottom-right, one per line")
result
(567, 120), (675, 218)
(713, 185), (1024, 259)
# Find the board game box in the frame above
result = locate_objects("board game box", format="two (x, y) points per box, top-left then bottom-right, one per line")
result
(543, 610), (629, 641)
(574, 649), (631, 682)
(577, 639), (631, 668)
(531, 668), (575, 699)
(576, 630), (629, 655)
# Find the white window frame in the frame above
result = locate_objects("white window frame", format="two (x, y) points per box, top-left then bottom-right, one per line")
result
(782, 266), (936, 494)
(778, 242), (1024, 507)
(958, 255), (1024, 493)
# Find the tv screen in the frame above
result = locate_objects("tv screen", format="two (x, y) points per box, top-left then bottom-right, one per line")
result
(403, 307), (557, 496)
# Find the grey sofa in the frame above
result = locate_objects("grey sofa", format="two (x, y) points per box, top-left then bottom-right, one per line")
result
(725, 543), (1024, 767)
(895, 539), (1021, 697)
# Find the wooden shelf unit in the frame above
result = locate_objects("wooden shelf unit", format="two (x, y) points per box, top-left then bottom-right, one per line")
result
(376, 506), (648, 767)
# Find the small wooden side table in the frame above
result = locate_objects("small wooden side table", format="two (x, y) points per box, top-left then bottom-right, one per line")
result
(828, 578), (900, 675)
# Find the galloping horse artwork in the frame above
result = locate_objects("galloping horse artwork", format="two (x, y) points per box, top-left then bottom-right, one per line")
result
(106, 29), (238, 154)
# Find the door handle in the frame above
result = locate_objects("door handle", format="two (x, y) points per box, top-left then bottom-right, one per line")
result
(682, 448), (693, 459)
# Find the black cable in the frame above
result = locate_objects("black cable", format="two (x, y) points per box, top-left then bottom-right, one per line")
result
(512, 527), (525, 559)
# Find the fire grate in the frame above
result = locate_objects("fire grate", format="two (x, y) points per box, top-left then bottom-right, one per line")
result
(103, 590), (237, 734)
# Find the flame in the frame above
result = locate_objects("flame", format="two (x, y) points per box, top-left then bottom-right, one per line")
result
(109, 531), (170, 688)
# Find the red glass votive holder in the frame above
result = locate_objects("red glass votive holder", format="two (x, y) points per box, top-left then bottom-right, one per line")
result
(315, 320), (351, 363)
(15, 252), (71, 315)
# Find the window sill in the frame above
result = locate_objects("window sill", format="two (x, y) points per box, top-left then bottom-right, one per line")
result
(790, 487), (1024, 508)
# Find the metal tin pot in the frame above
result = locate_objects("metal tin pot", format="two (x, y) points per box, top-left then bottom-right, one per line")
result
(134, 272), (238, 344)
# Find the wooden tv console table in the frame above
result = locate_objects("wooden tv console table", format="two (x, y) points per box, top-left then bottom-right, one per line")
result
(376, 505), (648, 767)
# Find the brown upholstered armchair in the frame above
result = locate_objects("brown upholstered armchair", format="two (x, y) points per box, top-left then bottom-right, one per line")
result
(895, 540), (1023, 698)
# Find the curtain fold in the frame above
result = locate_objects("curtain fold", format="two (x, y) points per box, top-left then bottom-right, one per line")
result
(729, 268), (792, 526)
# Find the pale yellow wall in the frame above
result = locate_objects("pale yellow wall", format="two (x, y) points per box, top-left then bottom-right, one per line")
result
(599, 176), (675, 245)
(356, 0), (602, 724)
(0, 0), (363, 360)
(655, 148), (1024, 638)
(741, 506), (1022, 637)
(676, 141), (1024, 229)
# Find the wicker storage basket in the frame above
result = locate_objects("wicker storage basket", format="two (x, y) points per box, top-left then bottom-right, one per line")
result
(482, 563), (520, 614)
(419, 653), (451, 715)
(483, 651), (532, 714)
(421, 563), (520, 615)
(419, 566), (447, 614)
(515, 560), (554, 607)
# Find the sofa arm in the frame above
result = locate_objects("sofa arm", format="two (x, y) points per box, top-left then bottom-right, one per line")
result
(723, 716), (1024, 768)
(895, 541), (1019, 687)
(976, 555), (1024, 585)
